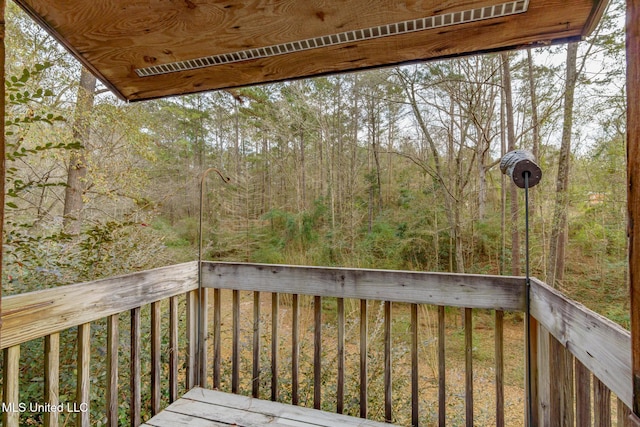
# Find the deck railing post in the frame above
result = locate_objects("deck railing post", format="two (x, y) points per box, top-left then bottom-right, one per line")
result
(627, 0), (640, 420)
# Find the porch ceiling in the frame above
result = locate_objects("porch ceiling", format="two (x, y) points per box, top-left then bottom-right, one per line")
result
(14, 0), (608, 102)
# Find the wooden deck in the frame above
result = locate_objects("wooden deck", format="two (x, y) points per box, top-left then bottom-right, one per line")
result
(141, 387), (398, 427)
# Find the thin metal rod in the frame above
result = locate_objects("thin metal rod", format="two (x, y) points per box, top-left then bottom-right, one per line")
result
(524, 171), (533, 426)
(197, 167), (229, 386)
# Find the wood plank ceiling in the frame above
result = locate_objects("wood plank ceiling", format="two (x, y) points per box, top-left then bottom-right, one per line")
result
(14, 0), (608, 102)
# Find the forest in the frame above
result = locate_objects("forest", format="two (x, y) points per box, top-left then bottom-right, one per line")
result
(2, 0), (628, 327)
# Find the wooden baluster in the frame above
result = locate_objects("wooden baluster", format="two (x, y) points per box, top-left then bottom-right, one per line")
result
(618, 398), (633, 427)
(549, 336), (574, 426)
(106, 315), (119, 426)
(536, 325), (551, 425)
(151, 302), (161, 415)
(169, 296), (178, 402)
(314, 295), (322, 410)
(495, 310), (504, 427)
(360, 299), (368, 419)
(594, 376), (611, 427)
(411, 304), (419, 427)
(77, 323), (91, 427)
(337, 298), (345, 414)
(45, 333), (60, 427)
(528, 315), (540, 427)
(464, 308), (473, 427)
(213, 288), (221, 389)
(438, 306), (446, 427)
(232, 289), (240, 394)
(252, 291), (261, 398)
(575, 359), (591, 426)
(271, 292), (279, 401)
(384, 301), (392, 423)
(130, 307), (141, 427)
(199, 287), (208, 388)
(186, 290), (197, 389)
(2, 345), (20, 427)
(292, 294), (300, 405)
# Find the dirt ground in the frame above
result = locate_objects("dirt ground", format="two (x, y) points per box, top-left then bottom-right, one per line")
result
(207, 290), (527, 426)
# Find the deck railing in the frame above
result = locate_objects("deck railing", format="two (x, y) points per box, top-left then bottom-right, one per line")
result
(1, 262), (199, 426)
(0, 261), (635, 426)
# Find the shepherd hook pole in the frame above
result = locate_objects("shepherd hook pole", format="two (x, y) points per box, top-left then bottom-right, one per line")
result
(197, 167), (230, 387)
(500, 150), (542, 427)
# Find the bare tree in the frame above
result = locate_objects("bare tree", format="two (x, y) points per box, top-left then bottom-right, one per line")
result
(547, 42), (579, 288)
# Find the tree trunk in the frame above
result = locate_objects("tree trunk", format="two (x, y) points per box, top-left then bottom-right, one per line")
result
(399, 69), (464, 273)
(547, 42), (579, 288)
(300, 130), (306, 211)
(501, 53), (520, 276)
(63, 67), (96, 234)
(500, 71), (507, 275)
(527, 49), (541, 214)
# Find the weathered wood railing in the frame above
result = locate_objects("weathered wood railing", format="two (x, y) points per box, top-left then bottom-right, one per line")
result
(529, 278), (634, 426)
(1, 262), (199, 427)
(201, 262), (527, 426)
(201, 262), (636, 426)
(0, 261), (636, 426)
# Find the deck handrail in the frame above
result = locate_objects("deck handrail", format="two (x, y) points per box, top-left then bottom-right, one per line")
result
(529, 277), (633, 416)
(1, 262), (198, 350)
(201, 261), (527, 310)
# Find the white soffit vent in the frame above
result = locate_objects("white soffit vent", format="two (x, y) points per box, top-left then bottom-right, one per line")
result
(135, 0), (529, 77)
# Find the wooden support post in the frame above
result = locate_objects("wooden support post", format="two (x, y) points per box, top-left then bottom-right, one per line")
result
(0, 0), (5, 336)
(629, 0), (640, 418)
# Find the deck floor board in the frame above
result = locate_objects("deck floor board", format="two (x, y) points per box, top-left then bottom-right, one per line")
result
(141, 387), (398, 427)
